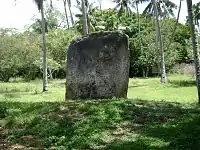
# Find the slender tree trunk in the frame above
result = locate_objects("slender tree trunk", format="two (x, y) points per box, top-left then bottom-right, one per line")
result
(136, 1), (140, 34)
(67, 0), (75, 26)
(172, 0), (182, 36)
(166, 0), (182, 51)
(63, 0), (70, 29)
(186, 0), (200, 103)
(152, 0), (167, 83)
(176, 0), (182, 25)
(136, 1), (145, 78)
(50, 0), (53, 8)
(146, 67), (149, 78)
(99, 0), (102, 10)
(41, 2), (48, 91)
(81, 0), (89, 36)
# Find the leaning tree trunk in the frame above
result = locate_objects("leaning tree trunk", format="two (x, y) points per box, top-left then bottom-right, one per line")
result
(41, 1), (48, 91)
(63, 0), (70, 29)
(186, 0), (200, 103)
(176, 0), (182, 27)
(152, 0), (167, 83)
(67, 0), (75, 26)
(81, 0), (89, 36)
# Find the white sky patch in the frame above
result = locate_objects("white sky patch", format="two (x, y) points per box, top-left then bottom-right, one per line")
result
(0, 0), (199, 31)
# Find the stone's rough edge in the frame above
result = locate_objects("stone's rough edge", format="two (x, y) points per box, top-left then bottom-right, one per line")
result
(68, 31), (129, 47)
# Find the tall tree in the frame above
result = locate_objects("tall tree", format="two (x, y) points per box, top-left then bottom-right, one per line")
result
(186, 0), (200, 103)
(97, 0), (102, 10)
(132, 0), (149, 77)
(152, 0), (167, 83)
(81, 0), (89, 35)
(63, 0), (70, 28)
(34, 0), (48, 91)
(67, 0), (75, 26)
(113, 0), (132, 16)
(143, 0), (177, 19)
(193, 2), (200, 31)
(142, 0), (176, 82)
(76, 0), (89, 35)
(165, 0), (182, 53)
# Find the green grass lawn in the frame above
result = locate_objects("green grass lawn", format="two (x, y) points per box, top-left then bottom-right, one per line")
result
(0, 75), (200, 150)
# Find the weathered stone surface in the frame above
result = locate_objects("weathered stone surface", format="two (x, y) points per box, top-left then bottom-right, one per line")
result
(66, 31), (130, 100)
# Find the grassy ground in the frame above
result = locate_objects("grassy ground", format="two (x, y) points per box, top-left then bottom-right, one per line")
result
(0, 75), (199, 150)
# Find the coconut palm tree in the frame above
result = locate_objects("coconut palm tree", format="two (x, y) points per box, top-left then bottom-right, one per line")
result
(113, 0), (133, 16)
(165, 0), (182, 46)
(143, 0), (177, 19)
(67, 0), (75, 26)
(165, 0), (182, 53)
(97, 0), (102, 10)
(142, 0), (177, 83)
(58, 0), (74, 27)
(193, 2), (200, 31)
(81, 0), (89, 35)
(34, 0), (48, 91)
(186, 0), (200, 103)
(63, 0), (70, 28)
(76, 0), (90, 35)
(132, 0), (145, 76)
(152, 0), (167, 83)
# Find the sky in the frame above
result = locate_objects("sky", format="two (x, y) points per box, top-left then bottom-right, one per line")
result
(0, 0), (199, 32)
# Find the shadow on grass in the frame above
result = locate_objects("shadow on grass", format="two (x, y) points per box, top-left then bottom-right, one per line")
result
(128, 85), (147, 88)
(169, 80), (196, 88)
(0, 99), (200, 150)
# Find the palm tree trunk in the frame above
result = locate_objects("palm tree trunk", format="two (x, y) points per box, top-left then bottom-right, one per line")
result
(165, 0), (182, 54)
(63, 0), (70, 29)
(136, 1), (140, 36)
(176, 0), (182, 25)
(98, 0), (102, 10)
(136, 1), (145, 77)
(67, 0), (75, 26)
(152, 0), (167, 83)
(81, 0), (89, 36)
(41, 2), (48, 91)
(186, 0), (200, 103)
(50, 0), (53, 8)
(171, 0), (182, 36)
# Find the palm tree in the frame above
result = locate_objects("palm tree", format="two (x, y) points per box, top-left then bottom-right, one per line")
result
(186, 0), (200, 103)
(165, 0), (182, 53)
(152, 0), (167, 83)
(67, 0), (75, 26)
(97, 0), (102, 10)
(81, 0), (89, 35)
(193, 2), (200, 31)
(34, 0), (48, 91)
(49, 0), (53, 8)
(131, 0), (143, 76)
(142, 0), (177, 83)
(63, 0), (70, 28)
(143, 0), (177, 19)
(113, 0), (133, 16)
(176, 0), (182, 25)
(76, 0), (89, 35)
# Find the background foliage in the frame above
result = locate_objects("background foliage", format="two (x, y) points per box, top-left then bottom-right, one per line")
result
(0, 1), (197, 81)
